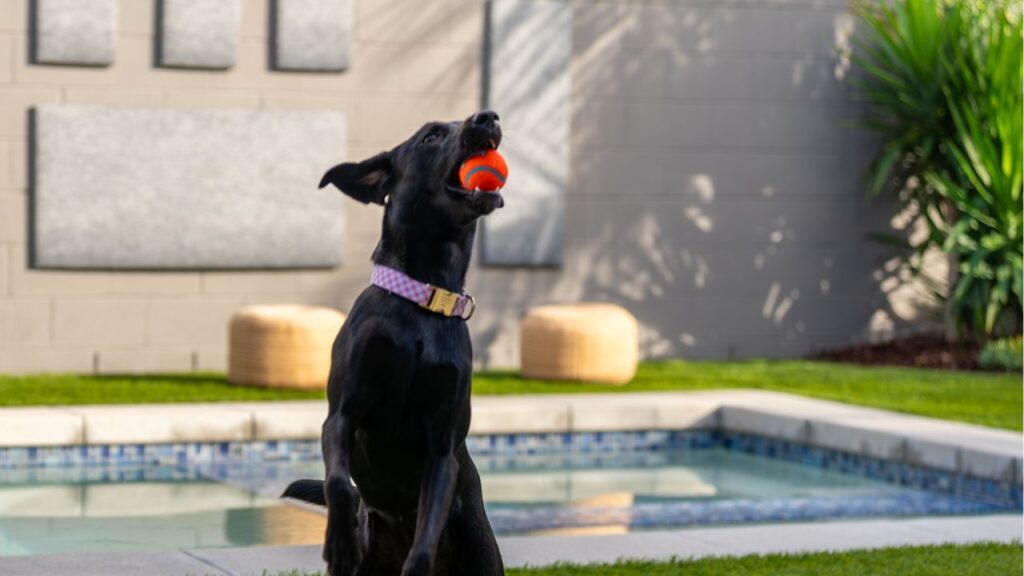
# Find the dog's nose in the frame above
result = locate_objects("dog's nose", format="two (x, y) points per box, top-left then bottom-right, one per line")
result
(471, 110), (499, 126)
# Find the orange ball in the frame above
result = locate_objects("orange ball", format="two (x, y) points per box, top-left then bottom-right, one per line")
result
(459, 149), (508, 192)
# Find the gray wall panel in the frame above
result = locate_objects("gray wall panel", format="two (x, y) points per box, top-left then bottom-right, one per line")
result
(33, 105), (347, 269)
(482, 0), (571, 266)
(159, 0), (240, 69)
(34, 0), (118, 66)
(273, 0), (351, 72)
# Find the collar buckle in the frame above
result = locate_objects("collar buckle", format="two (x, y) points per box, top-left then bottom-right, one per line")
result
(423, 286), (460, 316)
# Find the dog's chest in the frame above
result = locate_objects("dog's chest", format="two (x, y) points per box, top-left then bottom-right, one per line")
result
(404, 326), (472, 417)
(361, 317), (472, 433)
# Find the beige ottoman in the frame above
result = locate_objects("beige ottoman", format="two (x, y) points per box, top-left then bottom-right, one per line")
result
(520, 303), (639, 385)
(228, 305), (345, 389)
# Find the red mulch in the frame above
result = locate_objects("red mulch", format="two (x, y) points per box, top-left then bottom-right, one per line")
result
(815, 334), (982, 371)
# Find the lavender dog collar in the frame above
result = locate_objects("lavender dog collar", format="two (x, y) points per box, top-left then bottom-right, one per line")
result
(370, 265), (476, 320)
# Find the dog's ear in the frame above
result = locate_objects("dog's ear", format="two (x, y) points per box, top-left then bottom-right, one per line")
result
(318, 152), (392, 205)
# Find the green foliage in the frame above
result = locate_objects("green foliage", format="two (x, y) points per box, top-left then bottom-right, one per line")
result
(977, 335), (1024, 371)
(851, 0), (1023, 336)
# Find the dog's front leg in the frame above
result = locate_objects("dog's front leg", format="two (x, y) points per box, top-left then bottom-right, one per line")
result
(322, 414), (360, 576)
(402, 451), (459, 576)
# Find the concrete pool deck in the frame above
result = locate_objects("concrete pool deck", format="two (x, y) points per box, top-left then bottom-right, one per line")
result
(0, 515), (1019, 575)
(1, 390), (1020, 483)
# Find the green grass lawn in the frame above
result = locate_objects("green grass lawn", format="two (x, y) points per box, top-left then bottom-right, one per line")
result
(504, 543), (1023, 576)
(475, 361), (1023, 431)
(0, 360), (1019, 430)
(266, 543), (1022, 576)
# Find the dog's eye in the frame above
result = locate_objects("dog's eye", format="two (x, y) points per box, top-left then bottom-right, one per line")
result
(422, 132), (441, 145)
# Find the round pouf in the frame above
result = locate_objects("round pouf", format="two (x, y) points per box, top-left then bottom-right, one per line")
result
(520, 303), (639, 385)
(228, 305), (345, 389)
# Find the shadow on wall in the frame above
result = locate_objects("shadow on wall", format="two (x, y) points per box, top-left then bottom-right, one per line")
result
(469, 0), (943, 366)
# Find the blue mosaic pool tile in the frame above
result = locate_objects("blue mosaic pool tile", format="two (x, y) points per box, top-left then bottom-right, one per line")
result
(1, 428), (1020, 511)
(720, 432), (1022, 511)
(0, 440), (327, 469)
(463, 430), (696, 457)
(485, 492), (1008, 535)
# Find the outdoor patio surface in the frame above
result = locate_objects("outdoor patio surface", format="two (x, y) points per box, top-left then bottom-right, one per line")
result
(0, 515), (1018, 575)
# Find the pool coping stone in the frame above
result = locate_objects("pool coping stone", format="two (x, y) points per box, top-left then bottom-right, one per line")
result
(0, 390), (1019, 483)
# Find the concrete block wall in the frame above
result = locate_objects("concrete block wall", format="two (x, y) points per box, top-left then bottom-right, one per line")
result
(464, 0), (937, 366)
(0, 0), (483, 373)
(0, 0), (935, 374)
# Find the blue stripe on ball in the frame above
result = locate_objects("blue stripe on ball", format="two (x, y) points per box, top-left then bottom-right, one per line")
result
(464, 165), (507, 185)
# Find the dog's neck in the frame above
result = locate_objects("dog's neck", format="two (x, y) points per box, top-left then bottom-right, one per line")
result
(371, 217), (477, 294)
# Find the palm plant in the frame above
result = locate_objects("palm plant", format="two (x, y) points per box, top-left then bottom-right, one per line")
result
(851, 0), (1023, 338)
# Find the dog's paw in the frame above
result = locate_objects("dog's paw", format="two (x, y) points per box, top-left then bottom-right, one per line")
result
(323, 545), (358, 576)
(323, 528), (359, 576)
(322, 482), (360, 576)
(401, 551), (433, 576)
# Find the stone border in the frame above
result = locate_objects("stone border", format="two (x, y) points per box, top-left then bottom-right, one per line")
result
(0, 515), (1018, 574)
(0, 390), (1019, 483)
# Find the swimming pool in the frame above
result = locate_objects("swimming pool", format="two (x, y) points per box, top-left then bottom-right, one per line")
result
(0, 430), (1017, 556)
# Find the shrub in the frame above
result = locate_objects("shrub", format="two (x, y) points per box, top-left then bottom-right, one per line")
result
(977, 336), (1023, 371)
(851, 0), (1023, 338)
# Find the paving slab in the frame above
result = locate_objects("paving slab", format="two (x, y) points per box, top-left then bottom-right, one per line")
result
(0, 407), (82, 447)
(238, 401), (325, 441)
(4, 515), (1016, 574)
(562, 394), (719, 432)
(470, 396), (572, 434)
(898, 515), (1024, 544)
(69, 404), (253, 445)
(0, 549), (225, 576)
(499, 529), (728, 567)
(188, 545), (323, 576)
(500, 515), (1024, 566)
(682, 518), (951, 557)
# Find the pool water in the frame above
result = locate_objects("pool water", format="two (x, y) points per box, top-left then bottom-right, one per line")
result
(0, 465), (323, 556)
(0, 447), (1006, 556)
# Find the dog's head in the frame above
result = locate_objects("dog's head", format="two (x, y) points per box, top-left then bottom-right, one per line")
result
(319, 111), (504, 227)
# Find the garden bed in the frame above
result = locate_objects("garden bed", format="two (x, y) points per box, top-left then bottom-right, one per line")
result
(816, 334), (982, 371)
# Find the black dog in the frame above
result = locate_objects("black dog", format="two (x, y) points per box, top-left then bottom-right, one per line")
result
(283, 111), (506, 576)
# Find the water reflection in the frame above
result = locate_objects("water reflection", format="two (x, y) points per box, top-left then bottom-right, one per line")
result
(0, 449), (996, 555)
(0, 465), (325, 556)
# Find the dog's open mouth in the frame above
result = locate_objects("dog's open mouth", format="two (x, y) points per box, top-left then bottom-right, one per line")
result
(445, 139), (505, 210)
